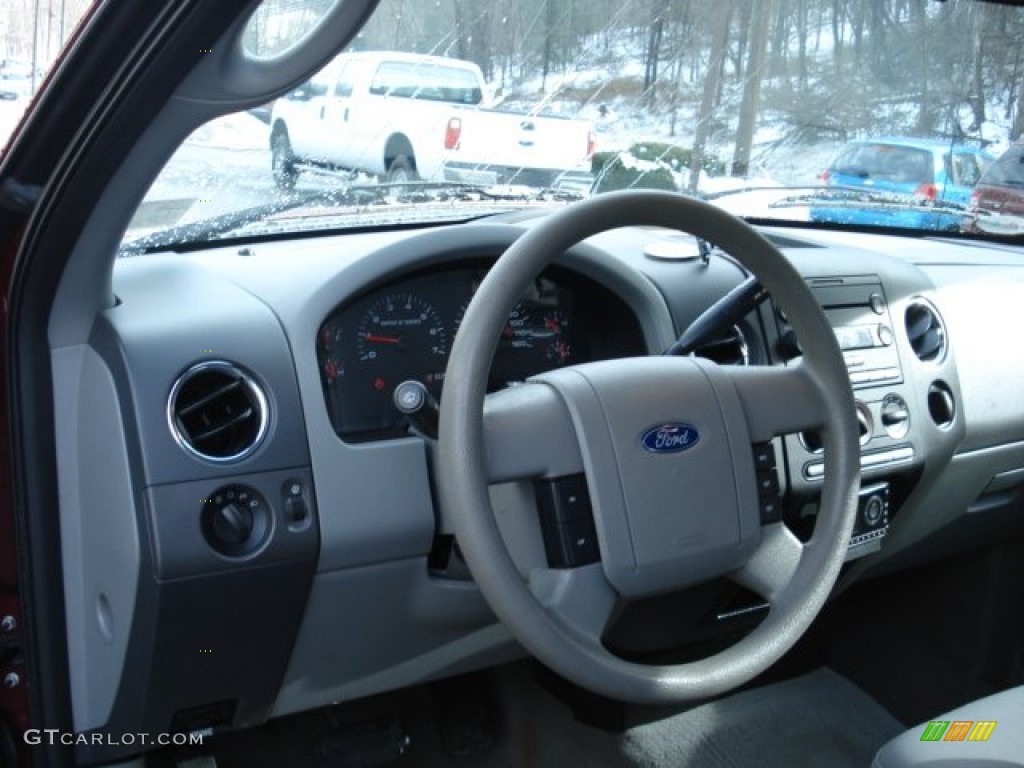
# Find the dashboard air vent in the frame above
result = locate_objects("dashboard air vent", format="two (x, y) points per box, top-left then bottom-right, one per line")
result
(904, 299), (946, 363)
(693, 325), (750, 366)
(168, 361), (268, 462)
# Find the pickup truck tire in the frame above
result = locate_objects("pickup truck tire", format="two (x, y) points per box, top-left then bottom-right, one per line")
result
(385, 155), (418, 189)
(271, 127), (298, 191)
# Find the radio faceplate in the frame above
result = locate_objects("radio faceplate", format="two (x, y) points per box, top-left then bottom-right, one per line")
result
(847, 482), (890, 560)
(815, 276), (903, 390)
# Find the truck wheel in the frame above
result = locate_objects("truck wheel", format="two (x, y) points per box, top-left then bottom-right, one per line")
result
(272, 129), (298, 191)
(385, 155), (418, 193)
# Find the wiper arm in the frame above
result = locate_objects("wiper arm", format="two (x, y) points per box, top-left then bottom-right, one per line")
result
(377, 179), (584, 203)
(119, 186), (387, 255)
(120, 181), (583, 255)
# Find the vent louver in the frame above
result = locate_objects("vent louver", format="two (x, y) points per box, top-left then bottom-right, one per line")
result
(904, 300), (946, 363)
(168, 362), (268, 462)
(693, 325), (750, 366)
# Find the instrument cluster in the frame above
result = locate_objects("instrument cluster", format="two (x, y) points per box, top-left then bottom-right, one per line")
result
(316, 263), (644, 440)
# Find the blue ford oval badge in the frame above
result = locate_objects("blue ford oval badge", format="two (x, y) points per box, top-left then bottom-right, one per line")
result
(641, 422), (700, 454)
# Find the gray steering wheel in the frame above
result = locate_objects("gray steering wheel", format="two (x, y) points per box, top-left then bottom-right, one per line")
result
(437, 190), (860, 704)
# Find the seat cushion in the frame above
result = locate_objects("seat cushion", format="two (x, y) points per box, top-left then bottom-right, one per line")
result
(873, 685), (1024, 767)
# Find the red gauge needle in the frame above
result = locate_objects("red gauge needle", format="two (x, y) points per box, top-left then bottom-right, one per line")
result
(360, 332), (402, 344)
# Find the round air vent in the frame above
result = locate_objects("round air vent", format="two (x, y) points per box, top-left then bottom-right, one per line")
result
(904, 299), (946, 363)
(693, 325), (750, 366)
(168, 361), (269, 462)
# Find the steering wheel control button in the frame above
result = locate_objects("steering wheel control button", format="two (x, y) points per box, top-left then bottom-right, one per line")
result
(535, 475), (592, 524)
(756, 470), (780, 498)
(752, 444), (783, 523)
(201, 485), (271, 557)
(535, 476), (599, 567)
(759, 496), (783, 524)
(566, 520), (600, 565)
(752, 442), (776, 471)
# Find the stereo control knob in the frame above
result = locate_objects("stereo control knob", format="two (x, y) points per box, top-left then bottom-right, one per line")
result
(881, 394), (910, 439)
(863, 495), (884, 526)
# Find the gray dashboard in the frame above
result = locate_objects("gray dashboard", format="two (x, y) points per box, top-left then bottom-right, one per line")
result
(51, 213), (1024, 763)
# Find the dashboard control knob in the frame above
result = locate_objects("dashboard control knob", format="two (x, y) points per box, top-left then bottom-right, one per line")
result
(212, 502), (253, 545)
(869, 292), (886, 315)
(863, 494), (885, 526)
(201, 485), (269, 556)
(881, 394), (910, 439)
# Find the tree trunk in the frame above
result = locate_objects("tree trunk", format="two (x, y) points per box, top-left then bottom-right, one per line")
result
(732, 0), (773, 177)
(911, 0), (933, 133)
(1014, 75), (1024, 140)
(689, 0), (733, 192)
(968, 3), (987, 131)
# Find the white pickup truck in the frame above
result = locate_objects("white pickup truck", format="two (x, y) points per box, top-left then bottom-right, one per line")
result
(269, 51), (594, 191)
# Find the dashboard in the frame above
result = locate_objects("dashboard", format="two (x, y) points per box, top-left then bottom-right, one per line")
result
(53, 213), (1024, 764)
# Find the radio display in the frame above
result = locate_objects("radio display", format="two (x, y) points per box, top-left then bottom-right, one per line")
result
(834, 325), (876, 351)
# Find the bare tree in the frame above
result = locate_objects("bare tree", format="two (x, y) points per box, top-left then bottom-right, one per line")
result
(732, 0), (772, 176)
(689, 0), (733, 192)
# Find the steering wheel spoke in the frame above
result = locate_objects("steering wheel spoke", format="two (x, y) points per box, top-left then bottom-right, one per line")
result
(726, 363), (832, 442)
(481, 382), (583, 483)
(530, 564), (619, 645)
(730, 522), (805, 602)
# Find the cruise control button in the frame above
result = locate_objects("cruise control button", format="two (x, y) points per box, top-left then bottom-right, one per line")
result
(561, 519), (600, 566)
(752, 442), (776, 470)
(759, 495), (783, 524)
(756, 470), (780, 497)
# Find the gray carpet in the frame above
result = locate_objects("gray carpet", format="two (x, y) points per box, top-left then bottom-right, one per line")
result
(485, 665), (904, 768)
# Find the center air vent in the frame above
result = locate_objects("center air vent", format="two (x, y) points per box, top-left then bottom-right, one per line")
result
(168, 361), (269, 462)
(693, 325), (750, 366)
(904, 299), (946, 363)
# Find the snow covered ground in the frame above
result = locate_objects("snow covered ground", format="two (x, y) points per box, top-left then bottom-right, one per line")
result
(0, 99), (30, 151)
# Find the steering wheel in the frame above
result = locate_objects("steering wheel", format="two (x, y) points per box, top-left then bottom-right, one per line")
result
(437, 190), (860, 704)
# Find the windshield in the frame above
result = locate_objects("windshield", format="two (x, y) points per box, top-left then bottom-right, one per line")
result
(124, 0), (1024, 247)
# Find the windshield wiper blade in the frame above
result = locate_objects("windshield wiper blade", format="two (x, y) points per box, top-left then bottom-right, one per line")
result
(119, 181), (583, 255)
(705, 184), (966, 214)
(118, 186), (388, 255)
(375, 179), (585, 203)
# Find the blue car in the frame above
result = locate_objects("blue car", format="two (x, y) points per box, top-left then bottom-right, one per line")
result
(811, 138), (994, 231)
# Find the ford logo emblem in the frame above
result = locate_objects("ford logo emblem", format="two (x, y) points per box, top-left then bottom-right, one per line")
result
(641, 422), (700, 454)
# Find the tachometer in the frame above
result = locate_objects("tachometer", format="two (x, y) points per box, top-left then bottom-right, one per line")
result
(357, 293), (447, 359)
(356, 293), (448, 394)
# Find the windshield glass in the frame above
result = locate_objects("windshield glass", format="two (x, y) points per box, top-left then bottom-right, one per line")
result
(123, 0), (1024, 248)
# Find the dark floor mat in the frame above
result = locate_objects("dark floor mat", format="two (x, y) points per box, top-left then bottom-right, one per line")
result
(150, 665), (901, 768)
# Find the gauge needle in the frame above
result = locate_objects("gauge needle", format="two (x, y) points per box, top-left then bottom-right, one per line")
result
(360, 332), (402, 344)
